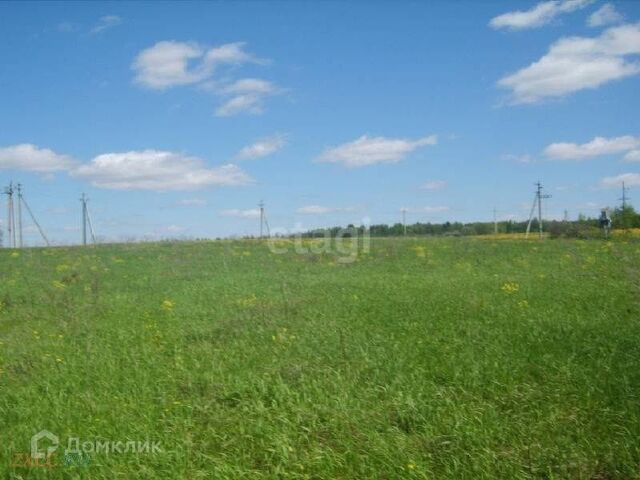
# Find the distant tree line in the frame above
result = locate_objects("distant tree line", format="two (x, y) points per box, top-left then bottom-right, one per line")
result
(296, 206), (640, 239)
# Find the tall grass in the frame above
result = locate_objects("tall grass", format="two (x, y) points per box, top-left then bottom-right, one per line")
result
(1, 237), (639, 478)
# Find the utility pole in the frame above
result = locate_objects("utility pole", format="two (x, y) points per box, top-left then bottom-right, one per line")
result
(79, 193), (96, 245)
(3, 182), (15, 248)
(526, 181), (551, 239)
(256, 200), (270, 238)
(620, 181), (629, 210)
(537, 182), (551, 239)
(16, 183), (23, 248)
(258, 200), (265, 238)
(619, 181), (632, 229)
(537, 182), (544, 238)
(10, 182), (15, 248)
(81, 193), (88, 246)
(401, 208), (407, 236)
(2, 183), (49, 247)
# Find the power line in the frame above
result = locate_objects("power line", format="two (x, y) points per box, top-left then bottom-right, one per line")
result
(20, 192), (50, 246)
(86, 206), (97, 244)
(264, 215), (270, 238)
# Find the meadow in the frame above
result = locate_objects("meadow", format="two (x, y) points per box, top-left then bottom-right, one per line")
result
(1, 236), (639, 479)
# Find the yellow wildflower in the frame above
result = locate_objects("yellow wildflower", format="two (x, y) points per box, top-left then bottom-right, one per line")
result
(161, 300), (175, 311)
(236, 294), (258, 308)
(501, 282), (519, 294)
(412, 246), (427, 258)
(52, 280), (66, 290)
(272, 327), (295, 345)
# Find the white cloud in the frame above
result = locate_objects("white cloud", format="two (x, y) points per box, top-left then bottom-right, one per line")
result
(236, 134), (287, 160)
(215, 79), (282, 117)
(297, 205), (334, 215)
(501, 153), (534, 163)
(544, 135), (640, 159)
(317, 134), (437, 168)
(296, 205), (357, 215)
(490, 0), (593, 31)
(90, 15), (122, 34)
(588, 3), (623, 27)
(420, 180), (447, 191)
(133, 41), (282, 116)
(133, 41), (210, 89)
(220, 208), (261, 218)
(72, 150), (252, 190)
(498, 23), (640, 104)
(132, 41), (260, 90)
(0, 144), (75, 172)
(203, 42), (259, 65)
(600, 172), (640, 188)
(215, 95), (263, 116)
(624, 150), (640, 162)
(166, 224), (186, 233)
(219, 78), (277, 95)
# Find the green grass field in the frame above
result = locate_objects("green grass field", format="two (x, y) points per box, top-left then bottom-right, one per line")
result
(1, 237), (639, 479)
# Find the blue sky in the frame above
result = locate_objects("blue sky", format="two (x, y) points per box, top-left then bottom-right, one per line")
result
(1, 1), (639, 245)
